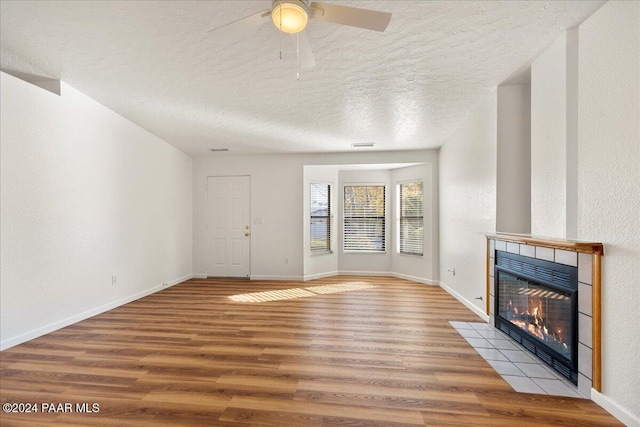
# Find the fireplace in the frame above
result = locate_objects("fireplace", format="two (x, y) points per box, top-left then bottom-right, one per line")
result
(495, 251), (578, 384)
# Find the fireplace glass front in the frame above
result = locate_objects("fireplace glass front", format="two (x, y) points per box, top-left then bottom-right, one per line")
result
(497, 271), (573, 360)
(495, 251), (578, 384)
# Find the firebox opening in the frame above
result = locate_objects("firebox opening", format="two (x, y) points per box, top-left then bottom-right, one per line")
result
(495, 251), (578, 385)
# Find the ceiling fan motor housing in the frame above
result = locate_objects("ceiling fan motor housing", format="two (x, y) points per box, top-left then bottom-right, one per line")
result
(271, 0), (310, 33)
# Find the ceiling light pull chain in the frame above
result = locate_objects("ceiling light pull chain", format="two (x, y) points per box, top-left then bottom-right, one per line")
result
(279, 9), (283, 60)
(296, 33), (300, 80)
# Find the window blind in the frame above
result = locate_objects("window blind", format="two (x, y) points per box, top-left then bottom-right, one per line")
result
(343, 185), (385, 252)
(399, 181), (424, 256)
(310, 183), (331, 254)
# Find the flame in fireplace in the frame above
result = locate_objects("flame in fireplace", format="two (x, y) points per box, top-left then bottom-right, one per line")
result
(508, 297), (569, 352)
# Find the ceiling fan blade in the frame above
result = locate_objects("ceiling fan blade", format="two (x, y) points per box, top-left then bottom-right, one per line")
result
(309, 2), (391, 32)
(207, 9), (271, 39)
(292, 30), (316, 68)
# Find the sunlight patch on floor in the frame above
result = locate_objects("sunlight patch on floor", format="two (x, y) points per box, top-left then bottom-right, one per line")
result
(305, 282), (377, 294)
(229, 281), (377, 303)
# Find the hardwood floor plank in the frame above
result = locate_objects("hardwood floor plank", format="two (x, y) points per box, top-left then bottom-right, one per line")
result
(0, 276), (623, 426)
(277, 361), (438, 384)
(218, 406), (323, 426)
(296, 380), (481, 404)
(226, 395), (426, 425)
(215, 374), (298, 393)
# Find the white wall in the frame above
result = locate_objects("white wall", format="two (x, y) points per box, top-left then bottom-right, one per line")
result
(193, 151), (439, 281)
(438, 15), (639, 424)
(531, 33), (568, 237)
(439, 91), (497, 318)
(338, 169), (392, 274)
(578, 1), (640, 422)
(193, 155), (304, 280)
(531, 29), (580, 239)
(391, 163), (438, 283)
(304, 162), (438, 283)
(0, 72), (193, 350)
(565, 28), (579, 240)
(303, 166), (339, 280)
(496, 85), (531, 234)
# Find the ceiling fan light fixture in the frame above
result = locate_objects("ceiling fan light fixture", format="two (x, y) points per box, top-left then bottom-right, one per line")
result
(272, 0), (308, 34)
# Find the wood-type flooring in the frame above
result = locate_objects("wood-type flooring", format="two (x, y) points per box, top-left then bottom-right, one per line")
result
(0, 276), (622, 426)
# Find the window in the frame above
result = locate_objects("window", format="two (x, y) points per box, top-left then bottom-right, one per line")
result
(310, 183), (331, 254)
(399, 181), (424, 256)
(343, 185), (385, 252)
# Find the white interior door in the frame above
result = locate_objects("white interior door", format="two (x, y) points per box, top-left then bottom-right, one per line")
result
(206, 176), (251, 277)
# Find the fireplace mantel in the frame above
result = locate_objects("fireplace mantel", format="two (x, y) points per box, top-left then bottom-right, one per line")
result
(485, 232), (604, 256)
(485, 233), (603, 396)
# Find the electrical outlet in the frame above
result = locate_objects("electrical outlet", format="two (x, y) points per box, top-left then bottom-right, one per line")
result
(162, 282), (169, 287)
(111, 275), (117, 285)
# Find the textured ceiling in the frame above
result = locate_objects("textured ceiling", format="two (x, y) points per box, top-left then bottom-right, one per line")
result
(0, 1), (604, 156)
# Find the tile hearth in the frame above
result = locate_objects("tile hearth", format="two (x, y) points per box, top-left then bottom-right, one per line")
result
(450, 321), (585, 398)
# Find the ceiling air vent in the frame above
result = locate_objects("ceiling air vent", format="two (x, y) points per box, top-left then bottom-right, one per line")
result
(210, 148), (230, 152)
(351, 142), (375, 148)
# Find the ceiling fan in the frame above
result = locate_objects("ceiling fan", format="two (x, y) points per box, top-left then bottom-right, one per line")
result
(208, 0), (392, 69)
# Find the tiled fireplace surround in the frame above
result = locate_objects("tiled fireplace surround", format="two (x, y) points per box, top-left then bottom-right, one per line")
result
(485, 233), (603, 398)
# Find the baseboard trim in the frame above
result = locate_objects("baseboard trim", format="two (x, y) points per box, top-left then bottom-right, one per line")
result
(305, 271), (436, 285)
(166, 274), (192, 287)
(591, 389), (640, 427)
(198, 270), (437, 284)
(439, 281), (489, 322)
(250, 275), (304, 281)
(197, 274), (307, 281)
(0, 274), (193, 351)
(338, 270), (393, 277)
(303, 271), (339, 281)
(391, 272), (437, 285)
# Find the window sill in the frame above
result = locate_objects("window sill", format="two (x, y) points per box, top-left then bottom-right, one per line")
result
(343, 251), (387, 254)
(311, 251), (334, 257)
